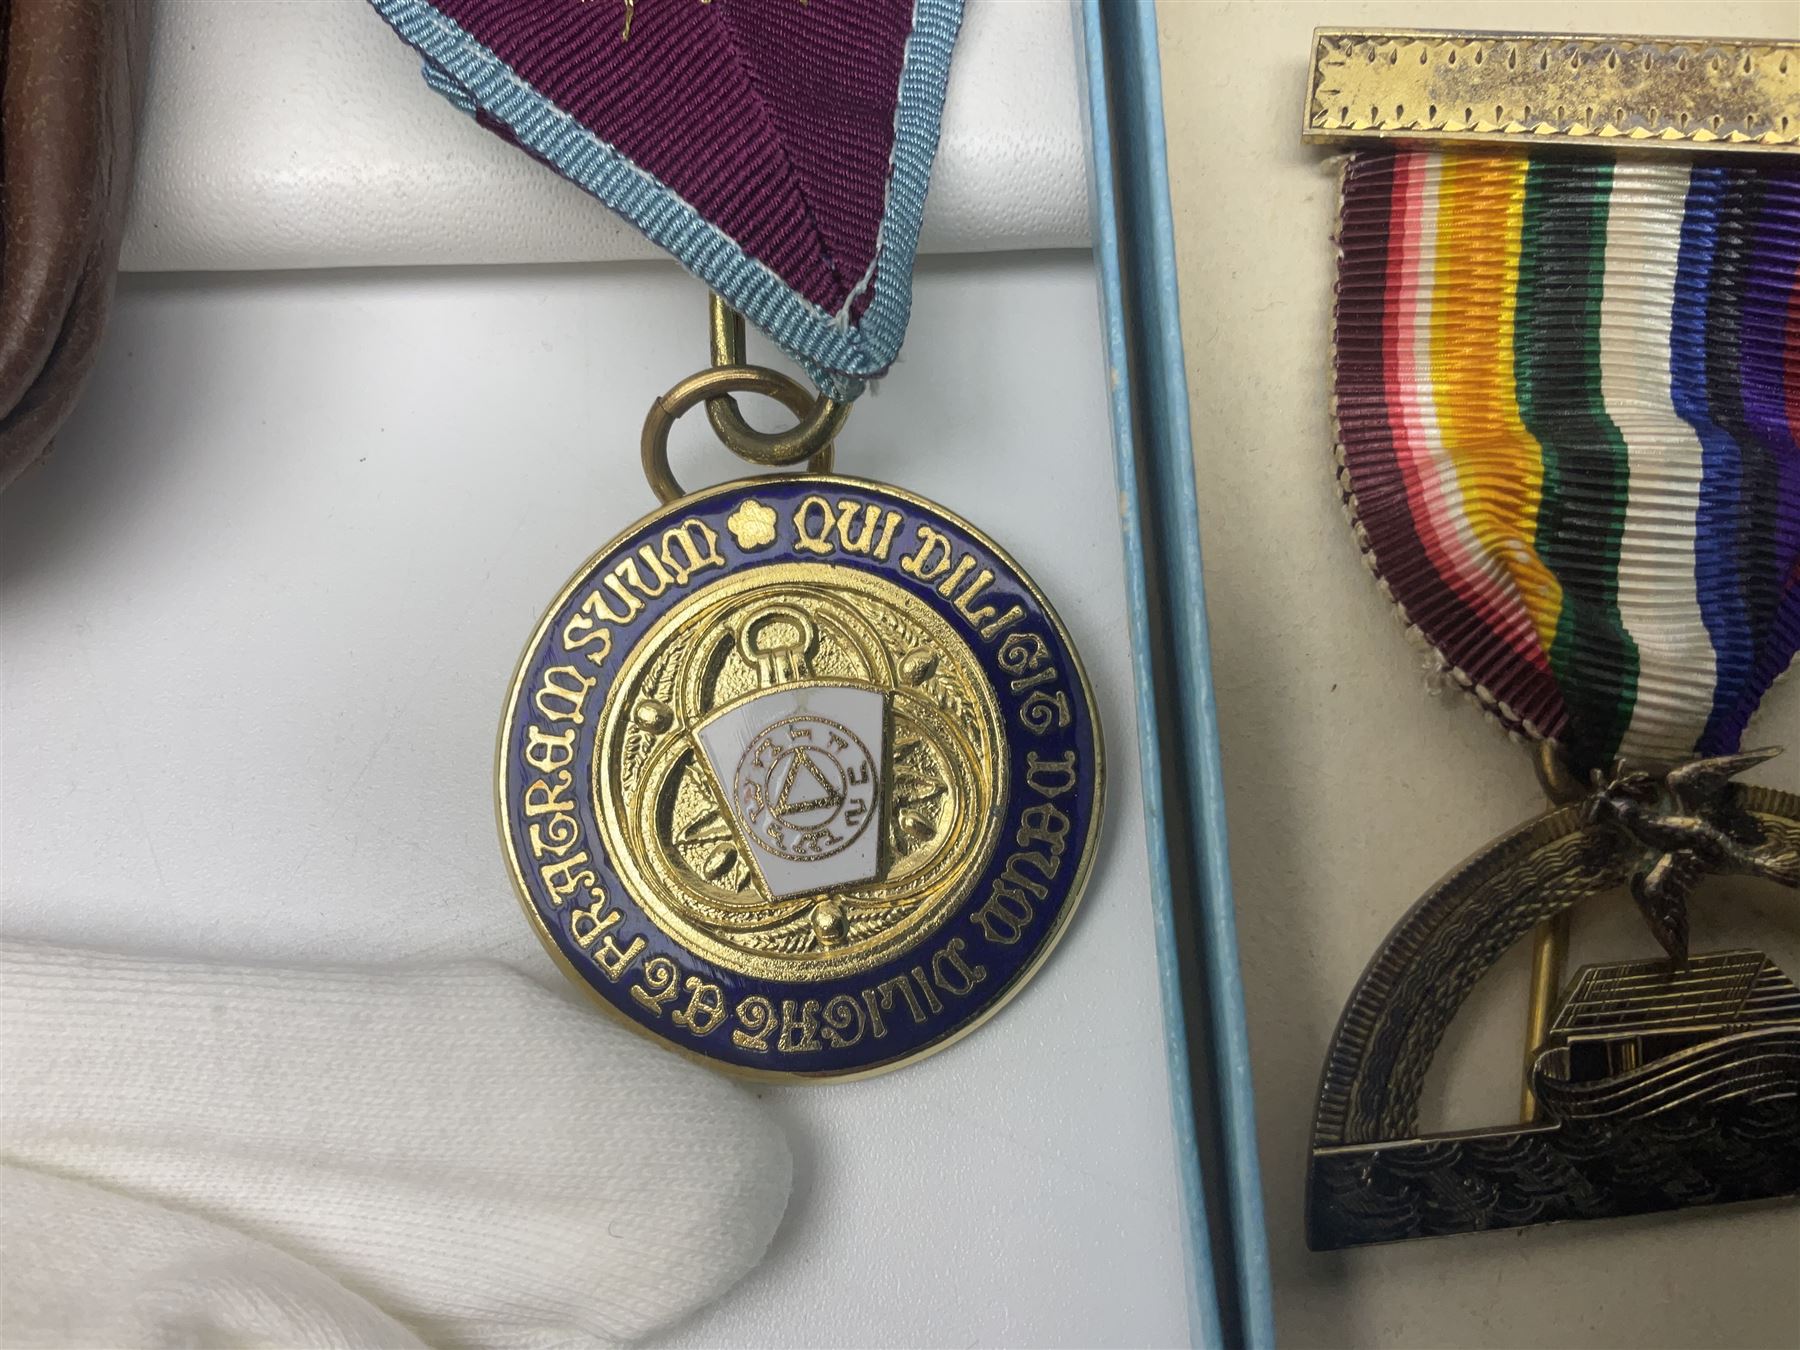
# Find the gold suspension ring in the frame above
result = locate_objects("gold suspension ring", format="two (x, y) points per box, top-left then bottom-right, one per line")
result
(641, 365), (833, 504)
(703, 294), (850, 465)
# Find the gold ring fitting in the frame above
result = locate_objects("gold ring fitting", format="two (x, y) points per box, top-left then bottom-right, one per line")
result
(642, 365), (834, 504)
(703, 295), (850, 467)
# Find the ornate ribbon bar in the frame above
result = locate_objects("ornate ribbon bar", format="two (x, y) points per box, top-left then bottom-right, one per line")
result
(1306, 29), (1800, 156)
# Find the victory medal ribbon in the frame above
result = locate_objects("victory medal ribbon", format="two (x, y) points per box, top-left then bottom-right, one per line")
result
(1335, 149), (1800, 776)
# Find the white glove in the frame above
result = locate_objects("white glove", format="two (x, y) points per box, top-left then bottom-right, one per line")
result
(0, 940), (791, 1348)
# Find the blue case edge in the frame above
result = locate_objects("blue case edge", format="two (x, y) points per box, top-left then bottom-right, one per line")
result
(1073, 6), (1275, 1346)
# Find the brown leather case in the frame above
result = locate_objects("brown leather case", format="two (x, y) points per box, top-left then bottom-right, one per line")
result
(0, 0), (148, 492)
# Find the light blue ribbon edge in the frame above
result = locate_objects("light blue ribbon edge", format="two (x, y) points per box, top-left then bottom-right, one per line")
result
(366, 0), (965, 401)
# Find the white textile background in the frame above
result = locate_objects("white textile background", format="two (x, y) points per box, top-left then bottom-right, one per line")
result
(1, 942), (791, 1349)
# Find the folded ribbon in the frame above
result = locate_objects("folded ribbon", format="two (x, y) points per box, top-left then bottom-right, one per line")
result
(366, 0), (966, 399)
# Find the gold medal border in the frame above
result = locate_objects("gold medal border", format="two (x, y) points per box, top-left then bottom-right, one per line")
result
(496, 473), (1107, 1082)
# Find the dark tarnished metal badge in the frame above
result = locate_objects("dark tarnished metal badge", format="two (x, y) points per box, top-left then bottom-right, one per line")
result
(499, 475), (1103, 1078)
(1307, 759), (1800, 1249)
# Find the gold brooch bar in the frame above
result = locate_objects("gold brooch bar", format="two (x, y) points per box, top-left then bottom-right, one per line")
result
(1303, 28), (1800, 156)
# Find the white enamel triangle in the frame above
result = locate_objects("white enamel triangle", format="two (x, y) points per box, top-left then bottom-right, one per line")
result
(696, 685), (887, 900)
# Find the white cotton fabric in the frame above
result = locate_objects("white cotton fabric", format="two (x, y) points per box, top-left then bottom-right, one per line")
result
(0, 942), (791, 1349)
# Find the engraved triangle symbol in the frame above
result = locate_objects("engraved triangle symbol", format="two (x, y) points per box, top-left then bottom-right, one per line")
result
(777, 749), (842, 814)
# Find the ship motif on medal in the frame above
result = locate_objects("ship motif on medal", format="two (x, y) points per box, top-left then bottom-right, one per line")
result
(596, 561), (1007, 982)
(1305, 758), (1800, 1250)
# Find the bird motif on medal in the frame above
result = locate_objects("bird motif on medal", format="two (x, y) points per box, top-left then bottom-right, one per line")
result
(1581, 748), (1800, 961)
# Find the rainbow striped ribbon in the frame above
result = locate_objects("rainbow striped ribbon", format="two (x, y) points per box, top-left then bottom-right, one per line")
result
(1334, 149), (1800, 777)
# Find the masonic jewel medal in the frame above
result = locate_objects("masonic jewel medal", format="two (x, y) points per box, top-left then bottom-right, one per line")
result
(497, 472), (1102, 1077)
(368, 0), (1103, 1076)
